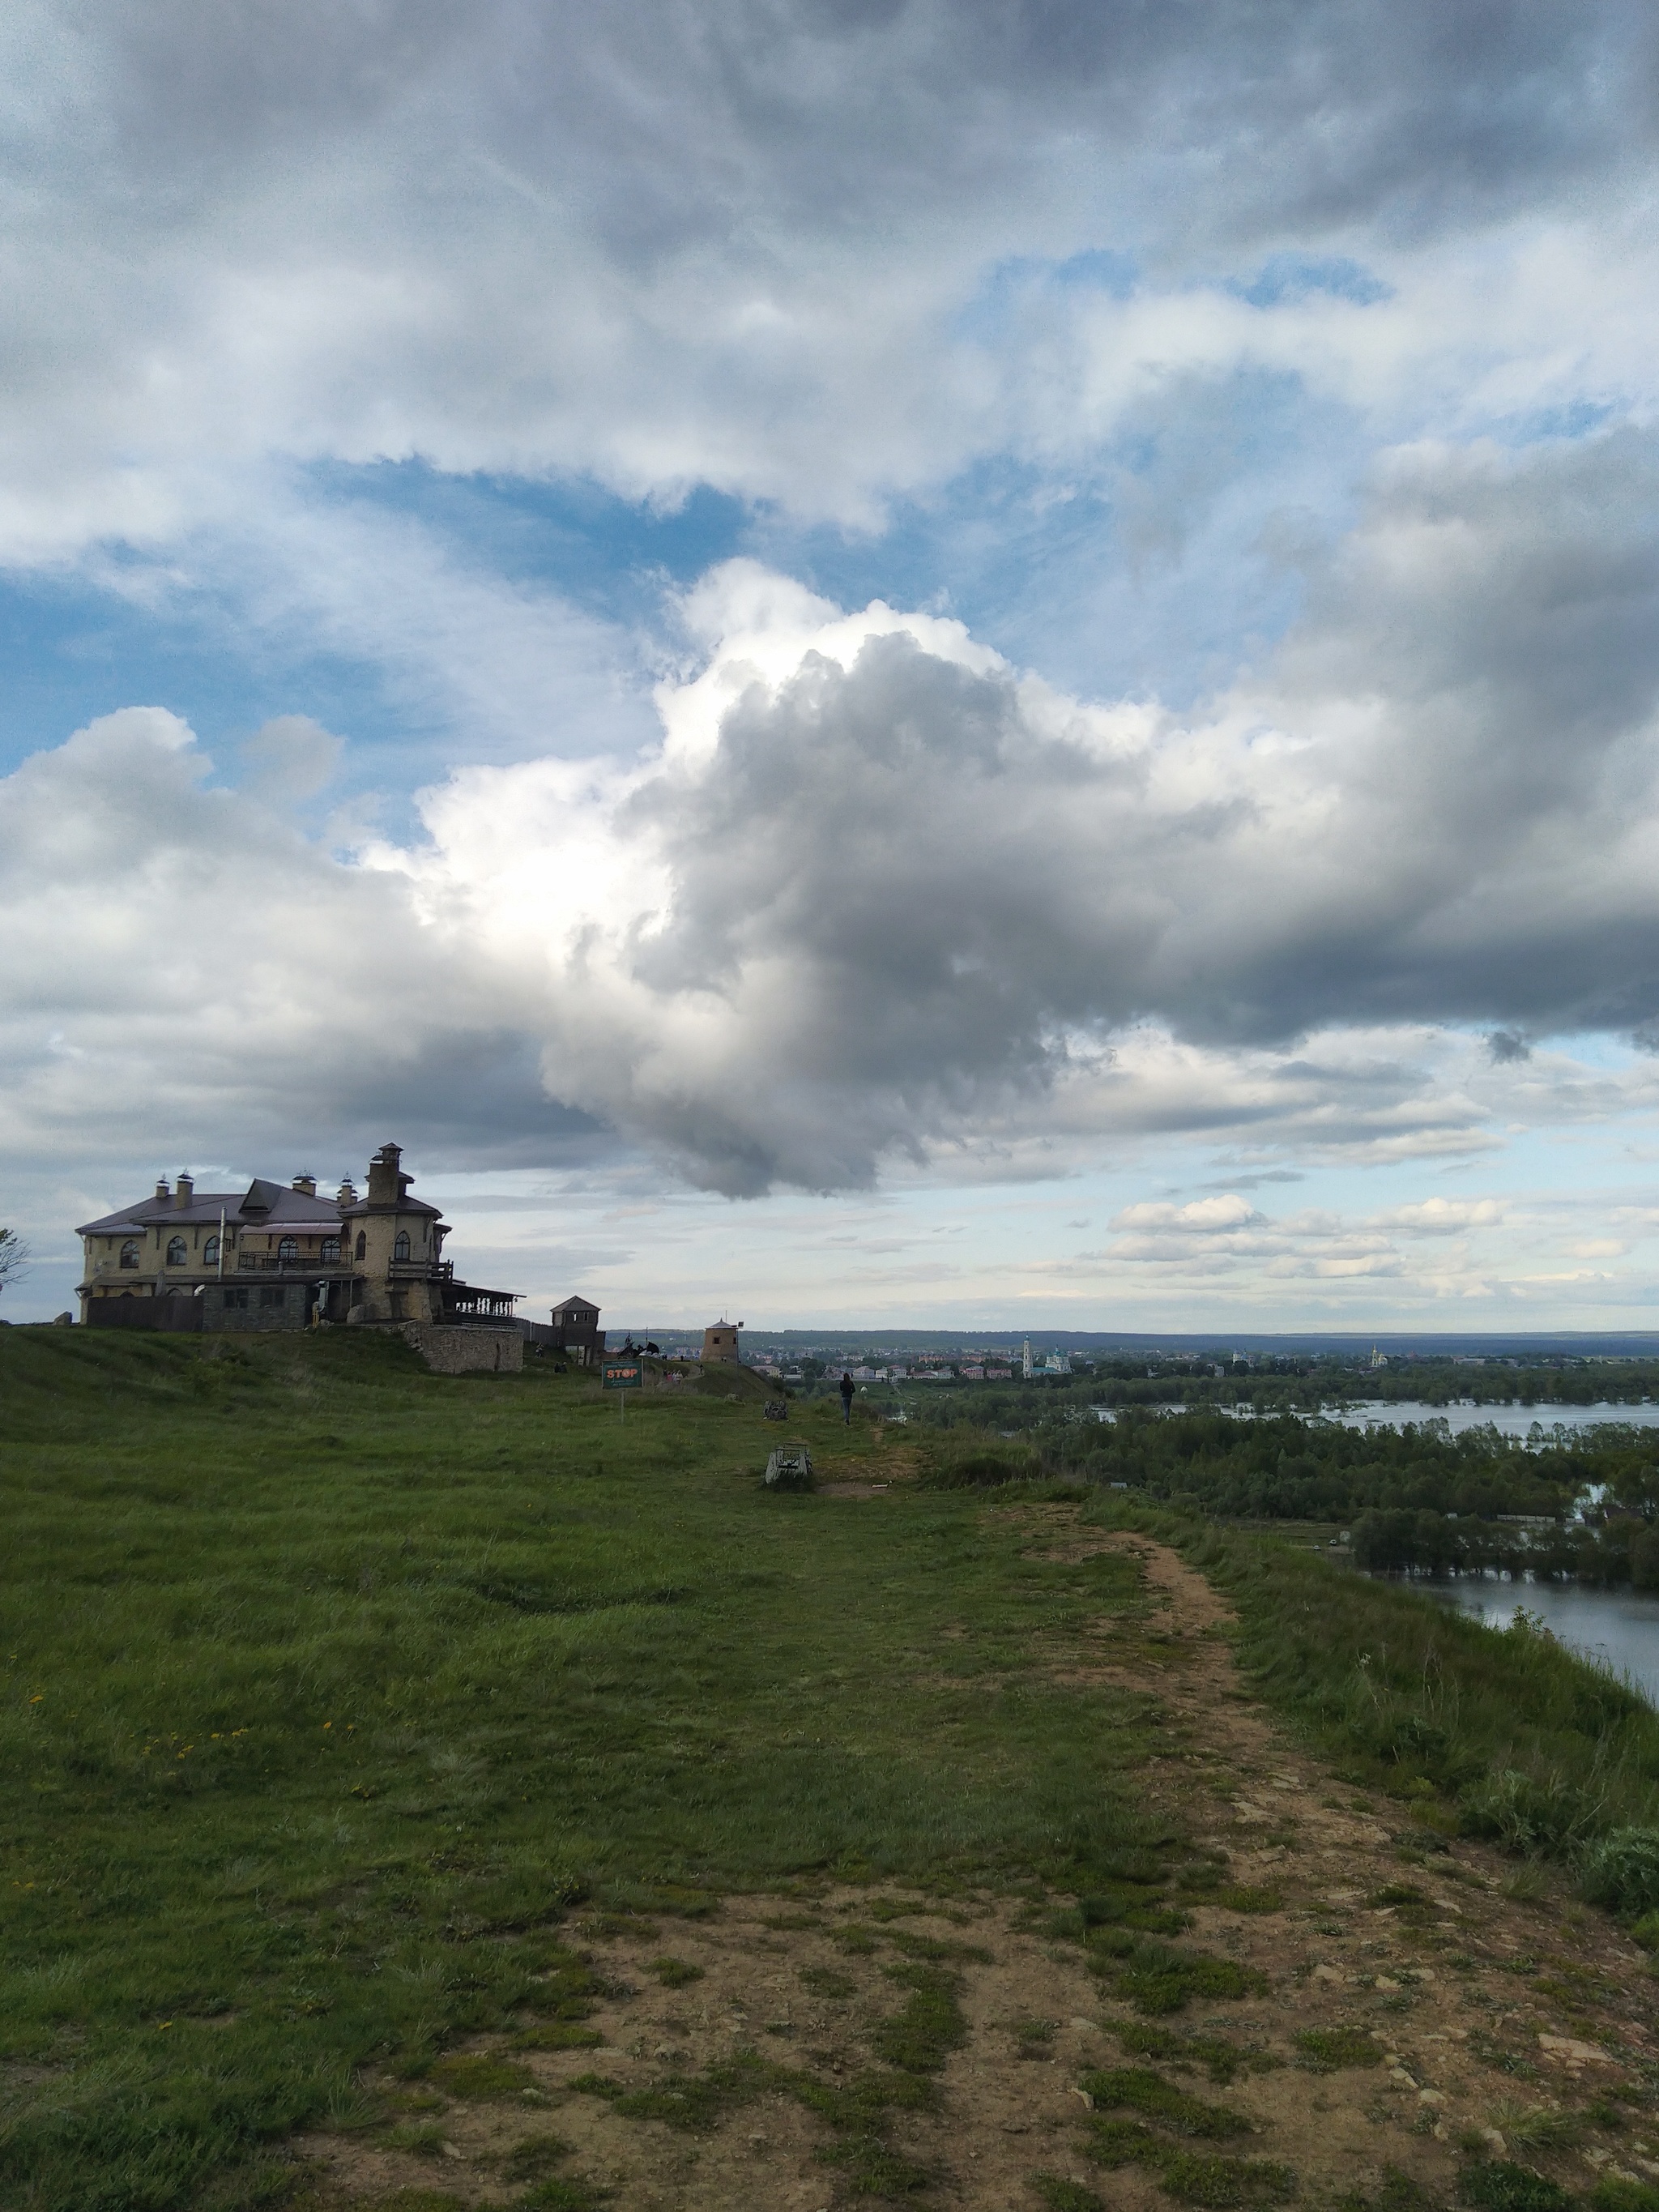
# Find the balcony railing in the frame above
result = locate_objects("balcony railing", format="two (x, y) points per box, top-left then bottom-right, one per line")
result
(236, 1255), (350, 1273)
(388, 1258), (454, 1280)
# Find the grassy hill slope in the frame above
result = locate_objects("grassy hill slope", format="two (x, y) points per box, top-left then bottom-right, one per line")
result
(7, 1330), (1659, 2212)
(0, 1330), (1159, 2210)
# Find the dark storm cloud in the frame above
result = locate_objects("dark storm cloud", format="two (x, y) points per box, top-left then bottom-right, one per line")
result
(66, 0), (1657, 247)
(1486, 1030), (1533, 1064)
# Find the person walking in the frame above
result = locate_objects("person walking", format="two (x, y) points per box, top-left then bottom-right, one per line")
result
(839, 1370), (855, 1425)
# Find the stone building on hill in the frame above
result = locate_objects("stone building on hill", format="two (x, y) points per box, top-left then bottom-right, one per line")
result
(702, 1320), (743, 1364)
(77, 1143), (520, 1333)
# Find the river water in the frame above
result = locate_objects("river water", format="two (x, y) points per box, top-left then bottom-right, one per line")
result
(1378, 1574), (1659, 1706)
(1094, 1399), (1659, 1440)
(1326, 1399), (1659, 1440)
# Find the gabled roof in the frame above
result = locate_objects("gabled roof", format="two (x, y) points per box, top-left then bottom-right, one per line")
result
(552, 1296), (600, 1316)
(78, 1181), (352, 1238)
(78, 1190), (246, 1236)
(79, 1151), (453, 1243)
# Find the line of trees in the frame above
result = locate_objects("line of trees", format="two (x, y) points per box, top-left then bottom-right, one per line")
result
(922, 1394), (1659, 1590)
(1349, 1500), (1659, 1587)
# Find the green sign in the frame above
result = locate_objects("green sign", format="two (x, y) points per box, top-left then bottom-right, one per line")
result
(601, 1360), (643, 1390)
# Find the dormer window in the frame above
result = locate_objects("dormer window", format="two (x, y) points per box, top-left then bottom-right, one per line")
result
(166, 1236), (187, 1266)
(119, 1239), (139, 1270)
(394, 1231), (411, 1262)
(277, 1236), (298, 1264)
(203, 1236), (220, 1266)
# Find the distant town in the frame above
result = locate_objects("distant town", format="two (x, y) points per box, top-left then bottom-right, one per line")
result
(644, 1340), (1071, 1383)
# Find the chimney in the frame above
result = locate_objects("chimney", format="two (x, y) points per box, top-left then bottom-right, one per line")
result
(292, 1173), (317, 1197)
(176, 1173), (194, 1209)
(336, 1178), (357, 1206)
(155, 1176), (170, 1203)
(366, 1142), (403, 1206)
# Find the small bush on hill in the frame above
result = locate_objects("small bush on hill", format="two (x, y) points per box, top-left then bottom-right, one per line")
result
(1580, 1826), (1659, 1915)
(1458, 2162), (1575, 2212)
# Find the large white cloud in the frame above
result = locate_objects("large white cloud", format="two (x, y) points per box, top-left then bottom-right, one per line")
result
(6, 426), (1659, 1205)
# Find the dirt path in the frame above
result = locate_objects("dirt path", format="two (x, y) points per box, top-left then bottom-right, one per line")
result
(298, 1518), (1659, 2211)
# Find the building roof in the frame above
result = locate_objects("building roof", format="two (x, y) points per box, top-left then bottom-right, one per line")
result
(552, 1296), (600, 1316)
(78, 1179), (356, 1239)
(338, 1194), (442, 1220)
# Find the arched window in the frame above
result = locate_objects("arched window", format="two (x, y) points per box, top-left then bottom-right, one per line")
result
(119, 1239), (139, 1270)
(321, 1236), (340, 1263)
(166, 1236), (187, 1266)
(354, 1230), (365, 1261)
(393, 1231), (410, 1262)
(203, 1236), (220, 1266)
(277, 1236), (298, 1264)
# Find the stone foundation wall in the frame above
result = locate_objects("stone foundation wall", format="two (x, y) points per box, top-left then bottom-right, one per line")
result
(86, 1293), (204, 1332)
(204, 1282), (309, 1333)
(398, 1323), (523, 1375)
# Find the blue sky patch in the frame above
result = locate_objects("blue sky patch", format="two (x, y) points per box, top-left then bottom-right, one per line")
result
(1233, 254), (1394, 310)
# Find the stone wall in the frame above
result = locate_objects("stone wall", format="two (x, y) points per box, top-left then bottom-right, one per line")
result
(203, 1281), (309, 1333)
(86, 1292), (204, 1332)
(398, 1323), (523, 1375)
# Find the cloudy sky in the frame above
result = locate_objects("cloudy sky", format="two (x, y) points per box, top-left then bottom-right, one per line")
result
(6, 0), (1659, 1331)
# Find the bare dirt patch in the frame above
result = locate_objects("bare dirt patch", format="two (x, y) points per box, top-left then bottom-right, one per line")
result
(296, 1518), (1659, 2212)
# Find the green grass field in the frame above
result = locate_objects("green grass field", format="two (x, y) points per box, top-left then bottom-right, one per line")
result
(7, 1329), (1659, 2212)
(0, 1330), (1165, 2212)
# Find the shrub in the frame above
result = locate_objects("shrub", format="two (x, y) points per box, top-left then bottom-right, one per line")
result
(1333, 2171), (1439, 2212)
(1459, 2162), (1576, 2212)
(1590, 2182), (1659, 2212)
(1214, 1886), (1282, 1914)
(369, 2196), (471, 2212)
(501, 2133), (574, 2181)
(1080, 2068), (1250, 2140)
(921, 1451), (1034, 1488)
(650, 1956), (705, 1988)
(1086, 2117), (1163, 2167)
(429, 2052), (537, 2099)
(1579, 1829), (1659, 1916)
(1461, 1770), (1601, 1857)
(870, 1965), (967, 2073)
(519, 2184), (611, 2212)
(1158, 2151), (1297, 2206)
(1111, 2022), (1245, 2084)
(513, 2023), (604, 2051)
(1109, 1943), (1266, 2016)
(1033, 2180), (1107, 2212)
(1294, 2028), (1381, 2071)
